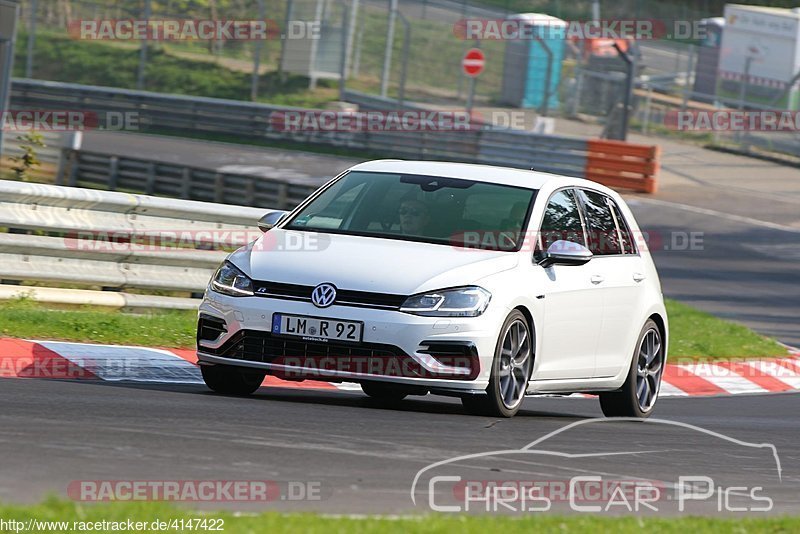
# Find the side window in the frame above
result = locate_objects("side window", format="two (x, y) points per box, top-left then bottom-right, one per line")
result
(608, 200), (636, 254)
(579, 190), (622, 256)
(537, 189), (586, 257)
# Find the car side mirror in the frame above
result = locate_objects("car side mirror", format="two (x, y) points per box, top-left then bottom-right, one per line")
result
(538, 240), (593, 268)
(257, 211), (288, 232)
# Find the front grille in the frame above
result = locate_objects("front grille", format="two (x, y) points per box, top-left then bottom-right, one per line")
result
(200, 330), (476, 380)
(252, 281), (406, 310)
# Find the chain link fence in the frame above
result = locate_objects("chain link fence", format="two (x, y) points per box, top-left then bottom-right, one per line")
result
(10, 0), (800, 159)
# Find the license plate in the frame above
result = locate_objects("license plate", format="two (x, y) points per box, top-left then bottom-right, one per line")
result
(271, 313), (363, 343)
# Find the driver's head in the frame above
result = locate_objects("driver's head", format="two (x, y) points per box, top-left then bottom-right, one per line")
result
(399, 199), (430, 235)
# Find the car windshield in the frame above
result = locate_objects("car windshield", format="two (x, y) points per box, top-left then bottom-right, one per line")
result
(285, 171), (537, 251)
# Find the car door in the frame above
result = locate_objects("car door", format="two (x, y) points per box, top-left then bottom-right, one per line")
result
(576, 189), (648, 378)
(531, 188), (601, 380)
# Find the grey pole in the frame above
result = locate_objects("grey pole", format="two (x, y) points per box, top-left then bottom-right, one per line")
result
(591, 0), (600, 22)
(0, 37), (11, 165)
(136, 0), (151, 90)
(681, 44), (695, 112)
(534, 36), (553, 117)
(251, 0), (266, 101)
(396, 12), (410, 107)
(25, 0), (36, 78)
(352, 18), (363, 77)
(466, 76), (476, 115)
(613, 42), (635, 141)
(277, 0), (294, 79)
(738, 56), (753, 110)
(379, 0), (398, 98)
(0, 0), (21, 166)
(344, 0), (359, 76)
(338, 3), (350, 101)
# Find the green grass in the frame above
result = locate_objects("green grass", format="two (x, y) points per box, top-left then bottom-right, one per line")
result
(14, 31), (338, 109)
(665, 300), (787, 362)
(0, 298), (196, 348)
(0, 497), (799, 533)
(0, 297), (789, 360)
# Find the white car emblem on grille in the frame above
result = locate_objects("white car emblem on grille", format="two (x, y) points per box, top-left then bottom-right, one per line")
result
(311, 283), (337, 308)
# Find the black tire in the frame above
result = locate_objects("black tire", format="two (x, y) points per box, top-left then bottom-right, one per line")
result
(599, 319), (664, 418)
(201, 364), (265, 396)
(461, 310), (533, 418)
(360, 381), (413, 401)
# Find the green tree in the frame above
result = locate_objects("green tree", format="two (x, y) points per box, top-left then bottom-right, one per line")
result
(9, 133), (45, 182)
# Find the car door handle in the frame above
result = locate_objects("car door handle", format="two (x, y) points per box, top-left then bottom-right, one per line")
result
(633, 272), (646, 282)
(590, 275), (605, 285)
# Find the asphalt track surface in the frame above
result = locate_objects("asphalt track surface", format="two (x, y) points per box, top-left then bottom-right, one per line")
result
(629, 196), (800, 347)
(1, 377), (798, 516)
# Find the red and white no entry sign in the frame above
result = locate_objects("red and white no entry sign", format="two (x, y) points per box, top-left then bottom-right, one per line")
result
(462, 48), (485, 77)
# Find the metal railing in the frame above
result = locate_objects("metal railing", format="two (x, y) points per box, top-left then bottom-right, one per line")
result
(0, 179), (273, 309)
(9, 79), (611, 180)
(58, 149), (319, 209)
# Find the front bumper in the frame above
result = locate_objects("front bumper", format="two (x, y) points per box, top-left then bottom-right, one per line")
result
(196, 289), (506, 392)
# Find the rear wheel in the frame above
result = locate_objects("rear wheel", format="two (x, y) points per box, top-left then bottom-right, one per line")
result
(360, 381), (415, 401)
(599, 319), (664, 418)
(461, 310), (533, 417)
(201, 364), (265, 396)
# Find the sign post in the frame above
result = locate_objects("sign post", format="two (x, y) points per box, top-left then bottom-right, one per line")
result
(462, 47), (484, 115)
(0, 0), (21, 167)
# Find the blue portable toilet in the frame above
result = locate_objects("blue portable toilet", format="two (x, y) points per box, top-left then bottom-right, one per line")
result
(500, 13), (566, 111)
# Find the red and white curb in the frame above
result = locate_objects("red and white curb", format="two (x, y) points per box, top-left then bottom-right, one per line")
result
(1, 337), (800, 398)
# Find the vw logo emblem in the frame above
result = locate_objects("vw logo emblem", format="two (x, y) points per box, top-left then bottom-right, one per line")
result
(311, 283), (337, 308)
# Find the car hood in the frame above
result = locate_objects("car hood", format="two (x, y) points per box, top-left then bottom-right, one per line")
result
(229, 229), (519, 295)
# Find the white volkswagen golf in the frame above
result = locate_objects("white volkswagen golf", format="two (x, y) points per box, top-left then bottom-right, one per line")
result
(197, 160), (667, 418)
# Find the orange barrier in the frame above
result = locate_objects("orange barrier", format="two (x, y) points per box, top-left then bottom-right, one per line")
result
(585, 139), (660, 194)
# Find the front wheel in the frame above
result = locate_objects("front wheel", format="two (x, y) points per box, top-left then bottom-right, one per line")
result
(201, 364), (265, 396)
(599, 319), (664, 418)
(461, 310), (533, 418)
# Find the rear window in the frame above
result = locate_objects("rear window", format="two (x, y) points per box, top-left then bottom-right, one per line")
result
(608, 200), (637, 254)
(579, 189), (622, 256)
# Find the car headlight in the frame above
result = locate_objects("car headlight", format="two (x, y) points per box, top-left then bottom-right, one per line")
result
(211, 261), (254, 297)
(400, 286), (491, 317)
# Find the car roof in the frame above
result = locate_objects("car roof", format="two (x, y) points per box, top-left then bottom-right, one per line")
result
(347, 160), (604, 192)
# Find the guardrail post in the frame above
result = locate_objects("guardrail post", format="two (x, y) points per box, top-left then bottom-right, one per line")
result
(145, 162), (156, 195)
(214, 173), (225, 203)
(108, 156), (119, 190)
(67, 152), (79, 186)
(277, 183), (288, 210)
(180, 167), (191, 200)
(246, 179), (256, 207)
(55, 148), (70, 185)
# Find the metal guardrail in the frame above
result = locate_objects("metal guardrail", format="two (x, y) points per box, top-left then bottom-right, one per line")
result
(58, 149), (320, 209)
(10, 79), (661, 192)
(0, 180), (273, 309)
